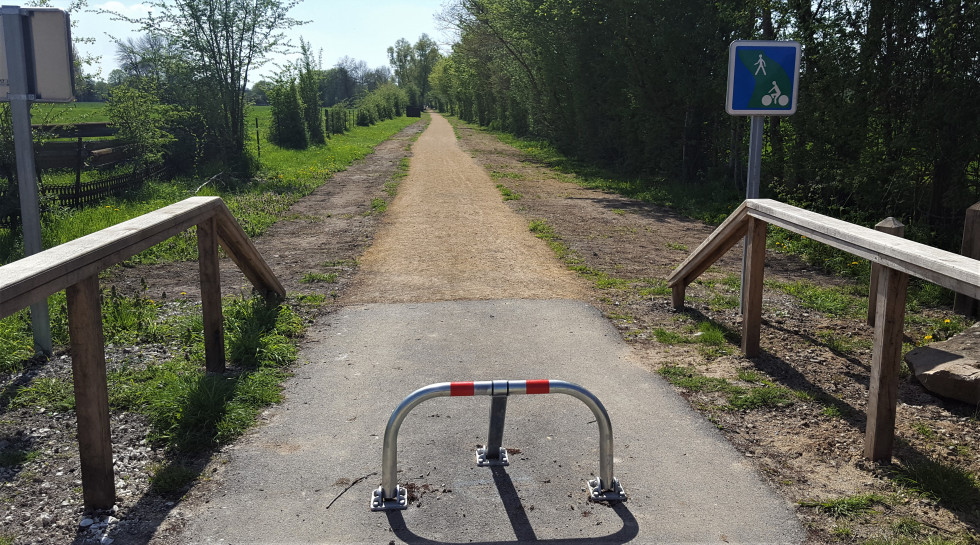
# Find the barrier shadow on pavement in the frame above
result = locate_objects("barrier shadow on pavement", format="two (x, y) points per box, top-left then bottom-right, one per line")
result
(384, 465), (638, 544)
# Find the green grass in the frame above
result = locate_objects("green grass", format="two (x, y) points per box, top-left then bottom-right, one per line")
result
(765, 279), (864, 317)
(652, 320), (737, 358)
(469, 120), (741, 225)
(0, 448), (40, 467)
(300, 272), (338, 284)
(798, 493), (889, 518)
(1, 112), (420, 266)
(891, 456), (980, 512)
(864, 536), (977, 545)
(496, 184), (522, 200)
(149, 461), (198, 495)
(5, 293), (303, 455)
(658, 364), (800, 411)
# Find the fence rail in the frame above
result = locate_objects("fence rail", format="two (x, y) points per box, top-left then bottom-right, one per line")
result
(0, 197), (285, 509)
(667, 199), (980, 462)
(41, 166), (164, 207)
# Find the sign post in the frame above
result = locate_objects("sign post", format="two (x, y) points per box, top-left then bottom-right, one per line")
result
(726, 40), (800, 314)
(0, 6), (75, 355)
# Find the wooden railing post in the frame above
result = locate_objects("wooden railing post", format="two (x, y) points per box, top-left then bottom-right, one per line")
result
(741, 217), (767, 357)
(868, 218), (905, 327)
(197, 216), (226, 374)
(953, 203), (980, 317)
(66, 275), (115, 509)
(864, 265), (909, 462)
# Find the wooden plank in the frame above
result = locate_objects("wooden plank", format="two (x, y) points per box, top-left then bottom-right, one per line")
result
(666, 202), (750, 288)
(214, 203), (286, 300)
(741, 217), (767, 357)
(868, 218), (905, 326)
(66, 275), (115, 509)
(864, 266), (909, 461)
(745, 199), (980, 298)
(197, 217), (226, 374)
(0, 197), (224, 318)
(953, 203), (980, 317)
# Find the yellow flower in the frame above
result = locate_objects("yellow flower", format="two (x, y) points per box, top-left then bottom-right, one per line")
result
(944, 319), (950, 324)
(180, 291), (187, 295)
(851, 261), (858, 265)
(924, 335), (933, 341)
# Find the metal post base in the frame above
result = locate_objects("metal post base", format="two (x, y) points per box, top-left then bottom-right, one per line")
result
(476, 446), (509, 466)
(587, 477), (627, 502)
(370, 485), (408, 511)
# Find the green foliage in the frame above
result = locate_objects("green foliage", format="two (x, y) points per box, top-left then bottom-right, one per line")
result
(765, 279), (863, 318)
(658, 365), (800, 411)
(105, 82), (177, 168)
(110, 0), (305, 158)
(149, 462), (197, 495)
(11, 377), (76, 412)
(268, 79), (309, 150)
(439, 1), (979, 252)
(799, 493), (889, 518)
(387, 35), (440, 105)
(297, 38), (325, 145)
(300, 272), (337, 284)
(891, 457), (980, 512)
(496, 184), (522, 200)
(0, 449), (39, 468)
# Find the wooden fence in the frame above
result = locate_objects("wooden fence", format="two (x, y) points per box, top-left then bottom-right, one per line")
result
(667, 199), (980, 462)
(0, 197), (285, 509)
(41, 166), (165, 208)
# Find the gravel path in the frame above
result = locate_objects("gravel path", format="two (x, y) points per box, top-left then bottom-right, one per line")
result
(343, 113), (585, 304)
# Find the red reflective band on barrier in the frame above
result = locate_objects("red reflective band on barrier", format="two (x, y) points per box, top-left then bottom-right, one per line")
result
(525, 380), (550, 394)
(450, 382), (475, 396)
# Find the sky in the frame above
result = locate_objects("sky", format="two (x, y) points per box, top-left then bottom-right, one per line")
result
(44, 0), (452, 83)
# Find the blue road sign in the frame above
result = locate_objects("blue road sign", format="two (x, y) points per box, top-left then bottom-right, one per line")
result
(726, 40), (800, 116)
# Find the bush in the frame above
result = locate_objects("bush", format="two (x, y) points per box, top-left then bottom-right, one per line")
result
(268, 79), (308, 149)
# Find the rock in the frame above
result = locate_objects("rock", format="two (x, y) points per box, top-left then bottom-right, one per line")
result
(906, 323), (980, 405)
(79, 517), (94, 528)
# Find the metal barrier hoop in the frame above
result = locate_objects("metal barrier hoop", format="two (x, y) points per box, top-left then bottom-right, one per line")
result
(370, 379), (626, 511)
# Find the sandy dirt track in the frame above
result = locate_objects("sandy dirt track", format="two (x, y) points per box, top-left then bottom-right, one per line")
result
(343, 113), (585, 303)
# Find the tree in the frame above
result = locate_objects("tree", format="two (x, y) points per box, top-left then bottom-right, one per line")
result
(107, 0), (305, 164)
(387, 34), (442, 106)
(105, 82), (176, 169)
(297, 38), (324, 145)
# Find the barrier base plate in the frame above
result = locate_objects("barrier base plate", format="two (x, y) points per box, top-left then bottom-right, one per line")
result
(370, 485), (408, 511)
(476, 447), (509, 466)
(587, 477), (627, 502)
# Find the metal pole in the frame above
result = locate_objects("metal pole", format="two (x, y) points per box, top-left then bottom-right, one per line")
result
(486, 392), (508, 460)
(740, 115), (764, 314)
(3, 7), (52, 355)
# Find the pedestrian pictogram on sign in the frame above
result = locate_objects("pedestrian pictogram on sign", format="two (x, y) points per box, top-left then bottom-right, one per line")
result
(726, 40), (800, 116)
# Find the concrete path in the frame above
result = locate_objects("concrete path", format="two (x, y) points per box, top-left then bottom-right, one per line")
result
(178, 115), (805, 544)
(181, 300), (804, 544)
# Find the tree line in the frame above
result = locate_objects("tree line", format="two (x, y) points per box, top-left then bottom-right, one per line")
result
(429, 0), (980, 250)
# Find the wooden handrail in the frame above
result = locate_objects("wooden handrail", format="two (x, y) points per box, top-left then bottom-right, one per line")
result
(668, 199), (980, 299)
(0, 196), (284, 317)
(0, 196), (284, 510)
(667, 199), (980, 463)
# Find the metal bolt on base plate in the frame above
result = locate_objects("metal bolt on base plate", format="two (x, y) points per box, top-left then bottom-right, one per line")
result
(370, 485), (408, 511)
(475, 447), (509, 466)
(587, 477), (627, 502)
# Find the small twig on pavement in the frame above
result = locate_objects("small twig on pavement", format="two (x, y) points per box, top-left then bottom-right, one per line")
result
(325, 472), (377, 510)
